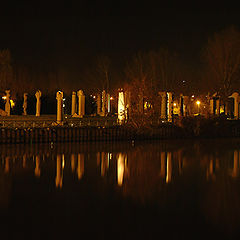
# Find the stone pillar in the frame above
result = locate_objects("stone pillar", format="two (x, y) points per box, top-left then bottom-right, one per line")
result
(125, 91), (131, 120)
(56, 91), (63, 123)
(71, 91), (76, 115)
(107, 93), (111, 113)
(5, 90), (10, 116)
(97, 93), (101, 115)
(118, 91), (125, 124)
(77, 90), (85, 117)
(216, 98), (220, 115)
(102, 90), (106, 116)
(23, 93), (28, 115)
(210, 99), (214, 115)
(35, 90), (42, 117)
(229, 92), (240, 119)
(183, 96), (189, 117)
(159, 92), (167, 120)
(167, 92), (173, 122)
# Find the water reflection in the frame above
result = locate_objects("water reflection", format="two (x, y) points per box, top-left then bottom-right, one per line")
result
(1, 140), (240, 237)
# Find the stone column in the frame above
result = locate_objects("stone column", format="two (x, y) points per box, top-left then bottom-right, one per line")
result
(167, 92), (173, 122)
(56, 91), (63, 123)
(210, 99), (214, 115)
(107, 93), (111, 113)
(71, 91), (76, 115)
(216, 98), (220, 115)
(159, 92), (167, 120)
(23, 93), (28, 115)
(118, 91), (125, 124)
(5, 90), (11, 116)
(97, 93), (101, 115)
(229, 92), (240, 119)
(77, 90), (85, 117)
(125, 91), (131, 120)
(35, 90), (42, 117)
(102, 90), (106, 116)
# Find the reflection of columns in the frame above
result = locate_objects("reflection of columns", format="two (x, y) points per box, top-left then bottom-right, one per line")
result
(56, 91), (63, 123)
(55, 154), (63, 188)
(5, 90), (11, 116)
(118, 91), (125, 124)
(23, 154), (27, 168)
(160, 152), (166, 178)
(232, 150), (239, 178)
(117, 153), (125, 186)
(166, 152), (172, 183)
(97, 94), (101, 115)
(23, 93), (28, 115)
(71, 91), (76, 115)
(35, 155), (41, 177)
(77, 90), (85, 117)
(77, 154), (84, 180)
(35, 90), (41, 117)
(101, 152), (109, 177)
(71, 154), (76, 172)
(5, 156), (10, 173)
(159, 92), (167, 120)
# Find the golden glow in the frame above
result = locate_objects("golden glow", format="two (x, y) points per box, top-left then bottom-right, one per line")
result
(55, 154), (63, 188)
(34, 155), (41, 177)
(71, 154), (75, 172)
(110, 96), (113, 100)
(196, 100), (200, 105)
(2, 96), (6, 100)
(117, 153), (124, 186)
(166, 152), (172, 183)
(118, 91), (125, 124)
(62, 154), (65, 169)
(77, 153), (84, 180)
(173, 102), (177, 107)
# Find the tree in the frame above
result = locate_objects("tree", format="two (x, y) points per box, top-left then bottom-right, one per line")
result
(0, 49), (13, 91)
(203, 26), (240, 99)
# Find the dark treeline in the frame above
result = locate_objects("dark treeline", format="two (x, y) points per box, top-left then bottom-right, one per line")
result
(1, 26), (240, 114)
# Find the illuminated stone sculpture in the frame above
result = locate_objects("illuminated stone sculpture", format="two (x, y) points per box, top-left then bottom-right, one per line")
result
(107, 93), (111, 113)
(102, 90), (106, 116)
(118, 91), (125, 124)
(23, 93), (28, 115)
(56, 91), (63, 123)
(71, 91), (76, 115)
(167, 92), (173, 122)
(159, 92), (167, 120)
(229, 92), (240, 119)
(5, 90), (10, 116)
(97, 93), (101, 115)
(77, 90), (85, 117)
(35, 90), (42, 117)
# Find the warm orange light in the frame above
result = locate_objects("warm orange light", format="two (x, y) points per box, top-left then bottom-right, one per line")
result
(2, 96), (6, 100)
(173, 102), (177, 107)
(110, 97), (113, 100)
(196, 100), (200, 105)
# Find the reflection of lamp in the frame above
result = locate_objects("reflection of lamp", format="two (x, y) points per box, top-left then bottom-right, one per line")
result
(34, 155), (41, 177)
(166, 152), (172, 183)
(117, 153), (125, 186)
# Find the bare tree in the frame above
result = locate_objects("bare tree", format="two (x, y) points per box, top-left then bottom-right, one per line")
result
(203, 26), (240, 99)
(0, 49), (13, 91)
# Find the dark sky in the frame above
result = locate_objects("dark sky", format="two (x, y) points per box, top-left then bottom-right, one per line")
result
(0, 1), (240, 89)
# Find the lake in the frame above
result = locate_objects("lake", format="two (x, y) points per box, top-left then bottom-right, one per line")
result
(1, 139), (240, 240)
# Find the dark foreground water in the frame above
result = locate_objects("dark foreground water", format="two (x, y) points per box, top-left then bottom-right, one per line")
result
(1, 139), (240, 240)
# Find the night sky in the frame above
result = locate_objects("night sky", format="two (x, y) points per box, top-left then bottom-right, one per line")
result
(0, 1), (240, 90)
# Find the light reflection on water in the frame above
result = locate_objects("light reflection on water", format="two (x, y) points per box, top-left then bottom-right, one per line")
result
(1, 139), (240, 239)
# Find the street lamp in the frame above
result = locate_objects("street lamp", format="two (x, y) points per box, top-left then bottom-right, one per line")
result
(196, 100), (200, 114)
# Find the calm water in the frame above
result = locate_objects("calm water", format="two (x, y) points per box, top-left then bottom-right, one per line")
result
(1, 139), (240, 239)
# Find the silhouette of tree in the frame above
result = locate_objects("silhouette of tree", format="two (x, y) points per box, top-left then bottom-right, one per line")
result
(203, 26), (240, 100)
